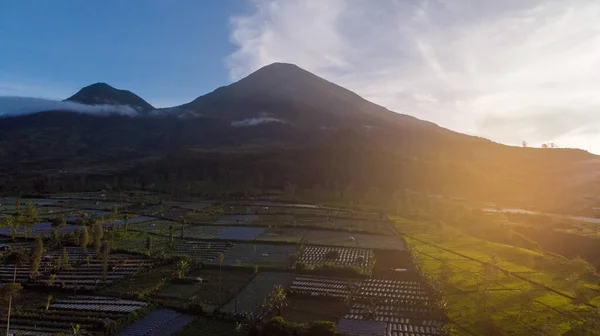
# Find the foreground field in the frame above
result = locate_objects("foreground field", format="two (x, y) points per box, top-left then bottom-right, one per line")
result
(394, 217), (600, 335)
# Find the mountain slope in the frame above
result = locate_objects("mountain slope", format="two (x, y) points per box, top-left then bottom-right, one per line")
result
(66, 82), (155, 112)
(177, 62), (428, 130)
(0, 63), (598, 213)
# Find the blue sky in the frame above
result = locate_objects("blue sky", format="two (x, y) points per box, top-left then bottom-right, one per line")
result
(1, 0), (600, 153)
(0, 0), (248, 107)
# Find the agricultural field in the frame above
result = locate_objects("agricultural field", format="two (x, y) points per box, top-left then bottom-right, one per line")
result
(213, 214), (258, 225)
(0, 196), (457, 336)
(256, 228), (308, 243)
(1, 247), (94, 283)
(208, 243), (298, 268)
(289, 274), (357, 299)
(215, 226), (266, 241)
(221, 272), (295, 314)
(116, 309), (195, 336)
(0, 295), (150, 335)
(155, 269), (256, 307)
(172, 317), (237, 336)
(297, 217), (395, 235)
(296, 245), (375, 273)
(282, 296), (349, 324)
(183, 225), (226, 239)
(301, 230), (405, 250)
(127, 219), (187, 236)
(170, 240), (232, 262)
(37, 253), (155, 290)
(396, 216), (600, 335)
(100, 265), (175, 299)
(167, 201), (213, 211)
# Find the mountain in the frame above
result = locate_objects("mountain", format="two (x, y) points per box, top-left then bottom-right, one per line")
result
(176, 63), (427, 129)
(0, 63), (599, 213)
(66, 82), (155, 112)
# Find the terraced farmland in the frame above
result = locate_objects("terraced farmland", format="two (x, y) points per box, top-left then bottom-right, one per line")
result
(221, 272), (295, 314)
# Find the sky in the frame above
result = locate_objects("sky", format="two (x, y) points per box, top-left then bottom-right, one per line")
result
(2, 0), (600, 154)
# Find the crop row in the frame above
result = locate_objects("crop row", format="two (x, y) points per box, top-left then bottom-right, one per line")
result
(297, 246), (374, 270)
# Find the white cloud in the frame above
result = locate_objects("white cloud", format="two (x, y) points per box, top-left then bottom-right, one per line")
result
(227, 0), (600, 153)
(0, 96), (139, 116)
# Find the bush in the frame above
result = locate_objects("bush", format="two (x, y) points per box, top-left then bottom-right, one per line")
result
(261, 316), (293, 336)
(325, 250), (340, 260)
(307, 321), (337, 336)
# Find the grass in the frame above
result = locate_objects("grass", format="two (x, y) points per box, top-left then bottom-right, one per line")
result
(172, 317), (237, 336)
(394, 216), (599, 335)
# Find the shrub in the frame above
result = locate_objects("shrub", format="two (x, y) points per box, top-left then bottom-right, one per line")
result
(261, 316), (293, 336)
(325, 250), (340, 260)
(307, 321), (337, 336)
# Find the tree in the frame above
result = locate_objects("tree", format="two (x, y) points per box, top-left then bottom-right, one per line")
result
(174, 258), (189, 279)
(541, 143), (549, 148)
(267, 285), (289, 316)
(3, 251), (28, 336)
(61, 247), (70, 269)
(51, 217), (66, 228)
(522, 140), (528, 148)
(79, 227), (89, 254)
(23, 201), (39, 237)
(30, 237), (44, 278)
(93, 222), (103, 253)
(145, 236), (152, 255)
(169, 223), (174, 248)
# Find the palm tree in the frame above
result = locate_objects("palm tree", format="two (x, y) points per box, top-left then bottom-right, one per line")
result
(3, 251), (28, 335)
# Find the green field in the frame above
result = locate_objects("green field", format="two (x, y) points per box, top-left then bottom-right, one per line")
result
(394, 216), (600, 335)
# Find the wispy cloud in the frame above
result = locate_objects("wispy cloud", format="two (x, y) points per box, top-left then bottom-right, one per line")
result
(0, 96), (139, 116)
(227, 0), (600, 153)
